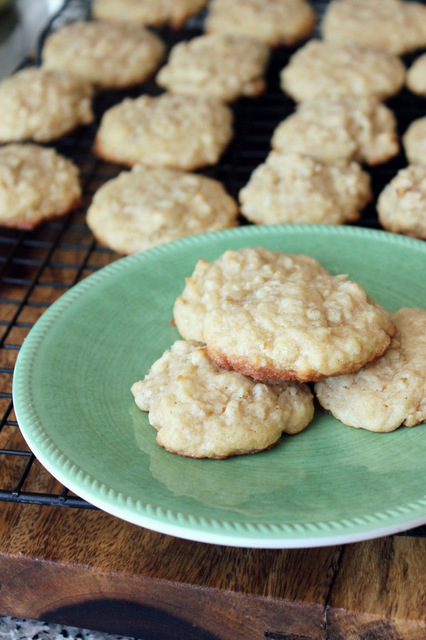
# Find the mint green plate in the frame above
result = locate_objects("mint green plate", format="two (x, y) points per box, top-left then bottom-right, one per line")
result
(13, 226), (426, 548)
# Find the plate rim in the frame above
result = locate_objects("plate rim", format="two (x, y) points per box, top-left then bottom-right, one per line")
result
(12, 224), (426, 548)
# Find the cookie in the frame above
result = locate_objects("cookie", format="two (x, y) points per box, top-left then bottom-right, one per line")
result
(377, 164), (426, 239)
(271, 95), (399, 165)
(280, 40), (406, 102)
(41, 20), (165, 90)
(131, 340), (315, 458)
(0, 67), (94, 144)
(92, 0), (207, 28)
(198, 256), (396, 382)
(0, 143), (81, 230)
(205, 0), (316, 47)
(406, 53), (426, 96)
(156, 33), (269, 103)
(321, 0), (426, 55)
(314, 308), (426, 432)
(239, 151), (372, 225)
(403, 117), (426, 165)
(86, 165), (238, 254)
(173, 247), (330, 343)
(93, 92), (233, 170)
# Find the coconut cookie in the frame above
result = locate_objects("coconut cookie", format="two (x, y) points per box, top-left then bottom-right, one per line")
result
(92, 0), (207, 28)
(173, 248), (330, 342)
(377, 164), (426, 239)
(205, 0), (316, 47)
(239, 151), (372, 226)
(315, 308), (426, 433)
(201, 266), (396, 382)
(41, 20), (165, 90)
(94, 93), (233, 170)
(156, 33), (269, 103)
(0, 144), (81, 230)
(271, 96), (399, 166)
(403, 117), (426, 165)
(407, 53), (426, 97)
(321, 0), (426, 55)
(87, 165), (238, 254)
(131, 340), (315, 458)
(0, 67), (94, 144)
(280, 40), (406, 103)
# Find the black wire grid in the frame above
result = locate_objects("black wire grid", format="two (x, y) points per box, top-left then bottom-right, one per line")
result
(0, 0), (425, 536)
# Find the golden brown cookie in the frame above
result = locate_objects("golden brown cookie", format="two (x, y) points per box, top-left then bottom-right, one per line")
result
(377, 164), (426, 239)
(131, 340), (315, 458)
(403, 117), (426, 165)
(92, 0), (207, 28)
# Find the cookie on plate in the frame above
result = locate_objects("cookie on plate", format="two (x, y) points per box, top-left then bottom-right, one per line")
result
(271, 96), (399, 165)
(314, 308), (426, 432)
(0, 143), (81, 230)
(0, 67), (94, 143)
(321, 0), (426, 55)
(92, 0), (207, 28)
(87, 165), (238, 254)
(93, 92), (233, 170)
(205, 0), (316, 47)
(377, 164), (426, 239)
(173, 247), (330, 342)
(156, 33), (269, 103)
(131, 340), (315, 458)
(403, 117), (426, 165)
(280, 40), (406, 102)
(239, 151), (372, 225)
(41, 20), (165, 90)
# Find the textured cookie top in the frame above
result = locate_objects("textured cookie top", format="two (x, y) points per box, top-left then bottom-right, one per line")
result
(42, 20), (165, 89)
(239, 151), (372, 225)
(315, 308), (426, 432)
(131, 340), (315, 458)
(156, 33), (270, 102)
(94, 92), (233, 170)
(87, 165), (238, 254)
(205, 0), (316, 46)
(201, 265), (396, 382)
(0, 143), (81, 230)
(93, 0), (207, 28)
(406, 53), (426, 96)
(0, 67), (94, 143)
(321, 0), (426, 55)
(173, 247), (329, 343)
(280, 40), (406, 102)
(403, 116), (426, 165)
(377, 164), (426, 239)
(271, 95), (399, 165)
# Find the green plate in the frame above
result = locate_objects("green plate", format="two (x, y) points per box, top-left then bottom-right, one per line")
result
(12, 225), (426, 548)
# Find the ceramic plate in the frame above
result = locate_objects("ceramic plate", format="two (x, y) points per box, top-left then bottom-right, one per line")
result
(13, 225), (426, 548)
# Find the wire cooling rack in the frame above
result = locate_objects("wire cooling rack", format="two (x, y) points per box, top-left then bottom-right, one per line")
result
(0, 0), (425, 536)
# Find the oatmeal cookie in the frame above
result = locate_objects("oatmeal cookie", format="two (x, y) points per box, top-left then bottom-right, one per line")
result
(201, 263), (396, 382)
(41, 20), (165, 89)
(321, 0), (426, 55)
(131, 340), (315, 458)
(314, 308), (426, 432)
(93, 92), (233, 170)
(0, 143), (81, 230)
(239, 151), (372, 225)
(156, 33), (269, 103)
(406, 53), (426, 96)
(173, 247), (330, 342)
(0, 67), (94, 143)
(280, 40), (406, 102)
(403, 117), (426, 165)
(92, 0), (207, 28)
(271, 95), (399, 165)
(377, 164), (426, 239)
(87, 165), (238, 254)
(205, 0), (316, 47)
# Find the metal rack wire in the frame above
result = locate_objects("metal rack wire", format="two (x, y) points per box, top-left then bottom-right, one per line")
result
(0, 0), (425, 536)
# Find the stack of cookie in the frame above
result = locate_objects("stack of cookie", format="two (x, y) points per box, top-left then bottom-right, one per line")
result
(132, 247), (426, 459)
